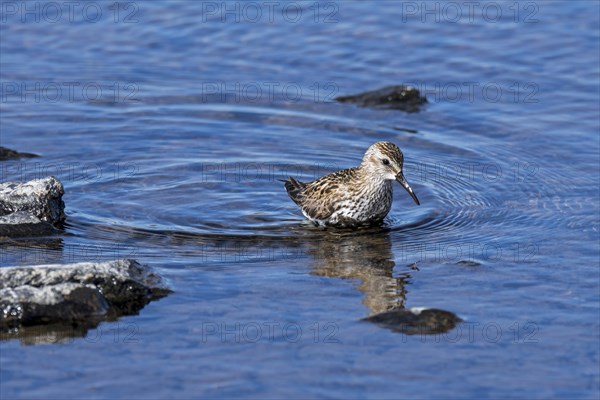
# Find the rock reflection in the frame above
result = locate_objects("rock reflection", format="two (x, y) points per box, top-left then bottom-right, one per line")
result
(0, 321), (101, 345)
(0, 237), (65, 266)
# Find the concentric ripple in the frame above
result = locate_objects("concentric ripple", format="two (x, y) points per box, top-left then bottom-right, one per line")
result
(2, 98), (589, 268)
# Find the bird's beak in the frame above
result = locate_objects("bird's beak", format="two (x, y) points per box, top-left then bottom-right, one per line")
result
(396, 172), (420, 205)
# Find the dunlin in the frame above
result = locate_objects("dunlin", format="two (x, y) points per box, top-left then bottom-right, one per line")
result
(282, 142), (420, 227)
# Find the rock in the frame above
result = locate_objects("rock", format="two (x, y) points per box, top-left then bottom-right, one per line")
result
(0, 211), (58, 237)
(0, 177), (65, 237)
(0, 259), (172, 333)
(456, 260), (482, 267)
(1, 284), (109, 328)
(363, 307), (462, 335)
(336, 85), (427, 112)
(0, 147), (39, 160)
(392, 126), (419, 134)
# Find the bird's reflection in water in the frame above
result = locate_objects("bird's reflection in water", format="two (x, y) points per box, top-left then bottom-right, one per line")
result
(309, 228), (410, 315)
(308, 227), (462, 335)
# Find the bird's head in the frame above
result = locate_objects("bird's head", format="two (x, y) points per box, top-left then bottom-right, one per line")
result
(361, 141), (420, 205)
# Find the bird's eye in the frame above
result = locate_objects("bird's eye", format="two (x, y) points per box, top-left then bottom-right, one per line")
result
(382, 158), (390, 166)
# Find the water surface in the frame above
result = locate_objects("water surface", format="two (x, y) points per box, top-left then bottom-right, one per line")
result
(1, 1), (599, 399)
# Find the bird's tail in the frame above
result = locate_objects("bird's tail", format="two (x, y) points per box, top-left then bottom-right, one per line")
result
(280, 177), (306, 205)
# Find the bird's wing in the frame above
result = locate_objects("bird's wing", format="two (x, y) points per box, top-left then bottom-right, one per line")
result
(295, 168), (358, 221)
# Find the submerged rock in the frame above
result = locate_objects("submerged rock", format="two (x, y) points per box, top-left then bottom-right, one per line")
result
(0, 147), (39, 160)
(0, 177), (65, 237)
(363, 307), (462, 335)
(0, 259), (172, 334)
(336, 85), (427, 112)
(456, 260), (482, 267)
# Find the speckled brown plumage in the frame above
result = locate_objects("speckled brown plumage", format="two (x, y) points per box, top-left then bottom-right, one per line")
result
(282, 142), (420, 227)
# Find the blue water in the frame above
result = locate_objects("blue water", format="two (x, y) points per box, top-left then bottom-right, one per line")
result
(1, 1), (599, 398)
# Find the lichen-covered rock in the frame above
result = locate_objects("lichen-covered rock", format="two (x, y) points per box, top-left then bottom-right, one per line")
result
(336, 85), (427, 112)
(0, 176), (65, 225)
(363, 307), (462, 335)
(0, 259), (172, 332)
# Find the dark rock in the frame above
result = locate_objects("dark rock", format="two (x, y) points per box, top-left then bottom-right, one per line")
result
(0, 211), (58, 237)
(456, 260), (482, 267)
(0, 259), (172, 334)
(336, 85), (427, 112)
(0, 177), (65, 237)
(1, 284), (109, 328)
(392, 126), (419, 134)
(363, 307), (462, 335)
(0, 147), (39, 161)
